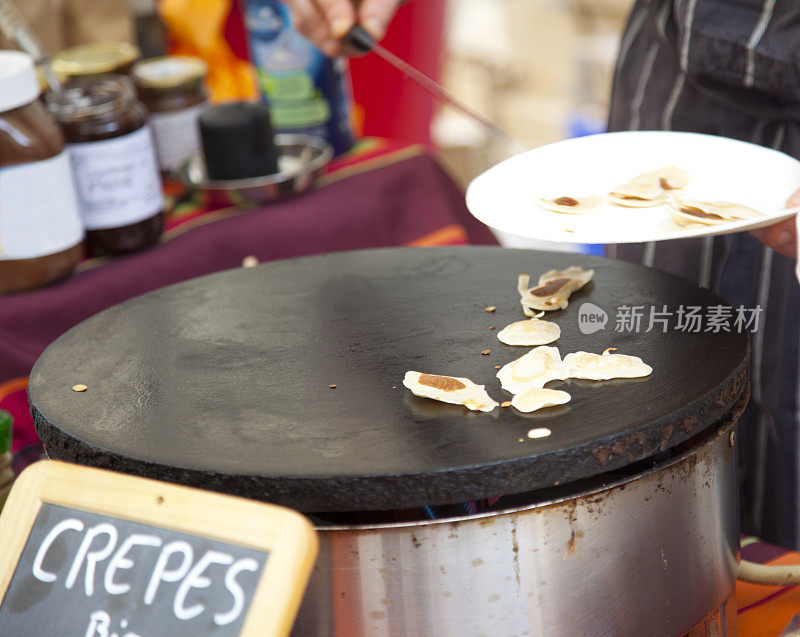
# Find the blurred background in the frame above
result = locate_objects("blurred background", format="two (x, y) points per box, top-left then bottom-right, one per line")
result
(3, 0), (634, 253)
(1, 0), (634, 185)
(435, 0), (632, 187)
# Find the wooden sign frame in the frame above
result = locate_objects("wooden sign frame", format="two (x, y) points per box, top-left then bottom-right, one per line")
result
(0, 460), (318, 637)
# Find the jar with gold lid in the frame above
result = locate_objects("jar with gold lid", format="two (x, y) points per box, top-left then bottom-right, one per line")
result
(133, 56), (209, 175)
(46, 75), (164, 255)
(51, 41), (141, 80)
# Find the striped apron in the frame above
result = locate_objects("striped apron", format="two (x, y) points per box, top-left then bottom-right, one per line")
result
(609, 0), (800, 547)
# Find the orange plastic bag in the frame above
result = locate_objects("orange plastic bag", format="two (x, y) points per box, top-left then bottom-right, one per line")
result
(159, 0), (259, 102)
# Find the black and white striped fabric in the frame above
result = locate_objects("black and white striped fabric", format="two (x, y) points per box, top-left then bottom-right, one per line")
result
(609, 0), (800, 547)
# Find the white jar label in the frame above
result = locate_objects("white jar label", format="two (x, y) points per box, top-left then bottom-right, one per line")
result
(150, 102), (207, 172)
(0, 151), (84, 260)
(68, 126), (163, 231)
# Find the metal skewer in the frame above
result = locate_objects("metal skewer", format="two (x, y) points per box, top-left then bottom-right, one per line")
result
(347, 25), (525, 153)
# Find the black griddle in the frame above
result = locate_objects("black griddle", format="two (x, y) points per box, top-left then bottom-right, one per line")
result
(29, 247), (749, 511)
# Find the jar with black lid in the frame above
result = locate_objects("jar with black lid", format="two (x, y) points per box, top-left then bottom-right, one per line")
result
(0, 51), (84, 293)
(46, 75), (164, 255)
(133, 56), (209, 175)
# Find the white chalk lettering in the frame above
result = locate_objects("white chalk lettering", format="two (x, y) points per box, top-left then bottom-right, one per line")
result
(29, 515), (261, 626)
(214, 557), (259, 626)
(84, 610), (110, 637)
(65, 523), (118, 596)
(104, 534), (162, 595)
(143, 540), (193, 606)
(32, 518), (85, 583)
(174, 550), (233, 621)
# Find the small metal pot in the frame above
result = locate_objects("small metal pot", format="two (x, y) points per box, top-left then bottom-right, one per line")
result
(178, 134), (333, 205)
(294, 413), (740, 636)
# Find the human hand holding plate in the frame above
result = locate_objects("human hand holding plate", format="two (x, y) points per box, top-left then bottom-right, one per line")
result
(466, 132), (800, 245)
(750, 188), (799, 258)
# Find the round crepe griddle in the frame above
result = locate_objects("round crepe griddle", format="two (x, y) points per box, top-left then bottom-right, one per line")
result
(29, 247), (749, 512)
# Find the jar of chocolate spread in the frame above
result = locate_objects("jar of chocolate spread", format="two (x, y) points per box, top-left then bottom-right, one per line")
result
(0, 51), (84, 294)
(46, 75), (164, 255)
(132, 56), (209, 175)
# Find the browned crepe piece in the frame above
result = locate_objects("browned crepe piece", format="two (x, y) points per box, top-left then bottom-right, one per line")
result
(610, 165), (688, 207)
(538, 195), (603, 214)
(609, 192), (668, 208)
(403, 371), (499, 412)
(610, 178), (662, 200)
(518, 266), (594, 313)
(669, 199), (762, 227)
(652, 165), (689, 191)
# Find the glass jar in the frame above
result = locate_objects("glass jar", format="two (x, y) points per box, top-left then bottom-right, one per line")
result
(51, 41), (141, 81)
(46, 75), (164, 255)
(0, 51), (84, 293)
(132, 56), (209, 175)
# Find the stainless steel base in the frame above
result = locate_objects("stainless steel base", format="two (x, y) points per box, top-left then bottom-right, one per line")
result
(686, 591), (738, 637)
(294, 416), (740, 637)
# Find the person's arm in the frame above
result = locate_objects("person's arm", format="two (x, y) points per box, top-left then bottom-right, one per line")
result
(750, 189), (799, 258)
(283, 0), (403, 56)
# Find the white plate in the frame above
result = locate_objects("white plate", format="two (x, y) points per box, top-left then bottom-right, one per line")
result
(465, 131), (800, 244)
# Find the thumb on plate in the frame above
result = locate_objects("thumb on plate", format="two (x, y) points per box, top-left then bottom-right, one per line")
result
(748, 186), (798, 258)
(786, 186), (800, 209)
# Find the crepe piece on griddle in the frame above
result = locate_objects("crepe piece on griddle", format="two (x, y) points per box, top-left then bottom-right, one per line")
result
(564, 348), (652, 381)
(668, 199), (762, 227)
(496, 346), (570, 394)
(511, 387), (571, 413)
(497, 316), (560, 346)
(403, 371), (499, 412)
(538, 195), (603, 214)
(518, 266), (594, 314)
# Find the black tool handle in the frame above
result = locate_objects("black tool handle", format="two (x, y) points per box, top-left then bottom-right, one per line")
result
(346, 25), (375, 54)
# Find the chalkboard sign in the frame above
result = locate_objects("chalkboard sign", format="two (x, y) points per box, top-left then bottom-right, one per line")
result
(0, 461), (318, 637)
